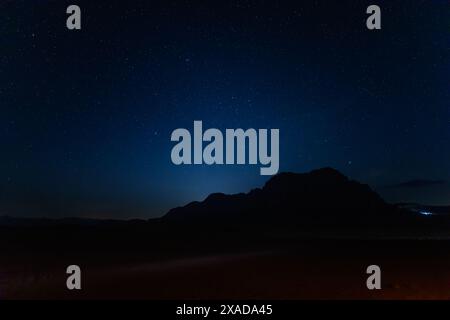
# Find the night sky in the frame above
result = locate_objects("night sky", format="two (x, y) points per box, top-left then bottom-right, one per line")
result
(1, 1), (449, 219)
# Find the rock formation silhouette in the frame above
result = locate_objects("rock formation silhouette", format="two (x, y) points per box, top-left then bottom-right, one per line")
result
(164, 167), (408, 227)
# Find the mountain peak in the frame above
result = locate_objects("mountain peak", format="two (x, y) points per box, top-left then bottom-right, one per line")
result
(164, 167), (398, 226)
(263, 167), (348, 192)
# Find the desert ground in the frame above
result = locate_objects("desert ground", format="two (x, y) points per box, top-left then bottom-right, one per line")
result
(2, 225), (450, 300)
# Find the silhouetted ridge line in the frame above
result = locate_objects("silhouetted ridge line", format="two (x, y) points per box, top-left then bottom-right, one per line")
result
(164, 167), (406, 226)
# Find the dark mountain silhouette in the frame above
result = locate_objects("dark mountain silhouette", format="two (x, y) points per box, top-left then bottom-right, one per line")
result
(0, 168), (431, 230)
(164, 167), (410, 226)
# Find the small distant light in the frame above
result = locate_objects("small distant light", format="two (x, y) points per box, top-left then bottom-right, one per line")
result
(420, 211), (433, 216)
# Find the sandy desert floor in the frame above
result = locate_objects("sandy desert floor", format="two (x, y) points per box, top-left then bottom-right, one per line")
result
(2, 239), (450, 300)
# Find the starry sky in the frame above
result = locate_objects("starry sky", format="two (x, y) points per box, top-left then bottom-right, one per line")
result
(1, 0), (449, 219)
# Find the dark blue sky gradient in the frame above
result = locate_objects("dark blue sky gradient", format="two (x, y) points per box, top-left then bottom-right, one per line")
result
(1, 1), (449, 218)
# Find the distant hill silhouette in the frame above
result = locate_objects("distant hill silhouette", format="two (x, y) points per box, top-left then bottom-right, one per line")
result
(164, 168), (409, 226)
(383, 179), (446, 189)
(1, 168), (430, 229)
(0, 216), (145, 227)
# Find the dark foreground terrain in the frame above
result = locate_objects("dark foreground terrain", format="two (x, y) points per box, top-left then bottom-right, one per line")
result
(1, 221), (450, 300)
